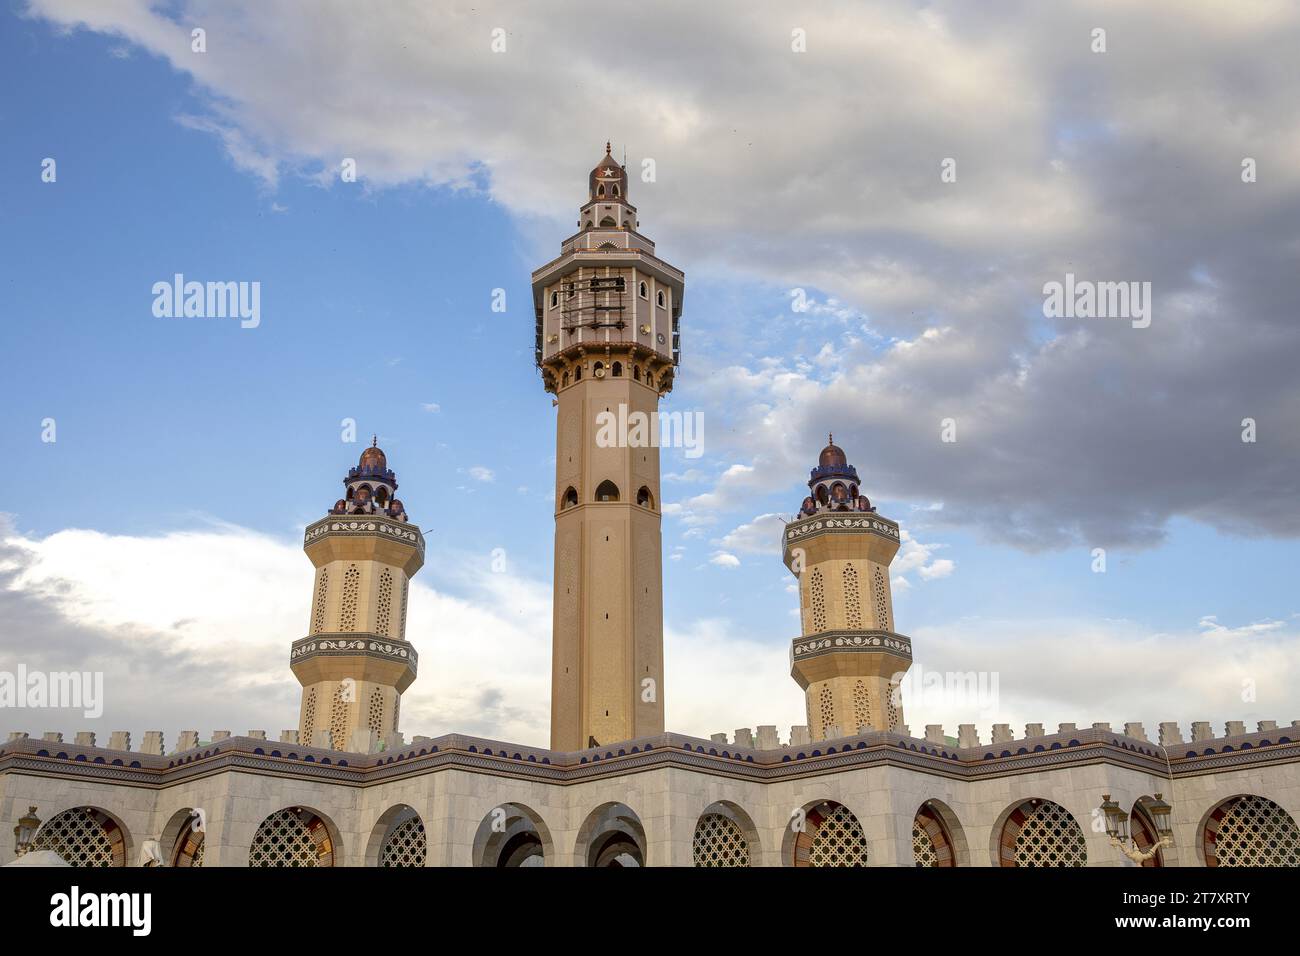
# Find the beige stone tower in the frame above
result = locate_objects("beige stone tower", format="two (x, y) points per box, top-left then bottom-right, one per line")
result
(291, 440), (425, 750)
(533, 144), (684, 750)
(783, 437), (913, 741)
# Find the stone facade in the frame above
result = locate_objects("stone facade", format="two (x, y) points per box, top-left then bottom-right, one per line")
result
(3, 722), (1298, 866)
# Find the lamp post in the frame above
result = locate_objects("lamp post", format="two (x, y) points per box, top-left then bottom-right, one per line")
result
(1101, 793), (1174, 864)
(12, 806), (41, 857)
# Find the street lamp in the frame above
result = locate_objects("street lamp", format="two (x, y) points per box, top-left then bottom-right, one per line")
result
(12, 806), (41, 857)
(1100, 793), (1173, 864)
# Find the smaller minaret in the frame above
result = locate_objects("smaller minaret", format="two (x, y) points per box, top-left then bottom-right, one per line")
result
(291, 439), (424, 750)
(783, 436), (912, 740)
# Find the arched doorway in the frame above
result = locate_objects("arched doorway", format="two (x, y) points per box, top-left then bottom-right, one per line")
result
(912, 801), (960, 867)
(575, 802), (646, 867)
(997, 798), (1087, 867)
(248, 807), (337, 867)
(31, 807), (128, 867)
(369, 805), (427, 867)
(473, 803), (554, 867)
(692, 801), (758, 867)
(1203, 794), (1300, 867)
(790, 800), (869, 867)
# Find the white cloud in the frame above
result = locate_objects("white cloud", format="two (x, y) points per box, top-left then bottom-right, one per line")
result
(6, 518), (1296, 750)
(0, 520), (550, 745)
(918, 558), (955, 581)
(467, 466), (494, 483)
(420, 402), (441, 413)
(709, 552), (741, 568)
(23, 0), (1300, 546)
(716, 513), (785, 556)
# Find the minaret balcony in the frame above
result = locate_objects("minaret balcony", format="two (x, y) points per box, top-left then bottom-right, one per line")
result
(290, 634), (418, 692)
(790, 630), (913, 684)
(782, 512), (901, 568)
(303, 515), (425, 575)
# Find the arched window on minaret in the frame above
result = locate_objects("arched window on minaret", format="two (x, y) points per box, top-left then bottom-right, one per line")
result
(597, 184), (605, 197)
(612, 361), (622, 377)
(636, 486), (654, 509)
(561, 486), (578, 510)
(600, 216), (617, 227)
(633, 365), (641, 381)
(595, 480), (620, 502)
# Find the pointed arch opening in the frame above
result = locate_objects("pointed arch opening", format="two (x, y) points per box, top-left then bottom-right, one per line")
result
(595, 480), (620, 502)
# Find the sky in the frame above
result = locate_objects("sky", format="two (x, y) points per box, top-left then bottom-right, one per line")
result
(1, 0), (1298, 749)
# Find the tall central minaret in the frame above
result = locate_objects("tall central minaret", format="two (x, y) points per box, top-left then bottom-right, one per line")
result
(533, 144), (684, 750)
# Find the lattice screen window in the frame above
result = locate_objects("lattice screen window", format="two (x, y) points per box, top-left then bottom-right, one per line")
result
(912, 822), (938, 867)
(1206, 795), (1300, 867)
(912, 806), (954, 867)
(808, 803), (869, 867)
(301, 687), (317, 744)
(692, 813), (750, 867)
(32, 808), (122, 867)
(379, 813), (427, 867)
(872, 565), (890, 629)
(311, 568), (329, 633)
(810, 568), (826, 632)
(376, 568), (393, 637)
(399, 578), (409, 640)
(886, 681), (900, 730)
(248, 808), (331, 867)
(368, 687), (385, 735)
(330, 685), (349, 749)
(819, 684), (835, 736)
(171, 823), (205, 867)
(842, 564), (862, 628)
(1011, 800), (1087, 867)
(852, 680), (871, 732)
(340, 563), (360, 631)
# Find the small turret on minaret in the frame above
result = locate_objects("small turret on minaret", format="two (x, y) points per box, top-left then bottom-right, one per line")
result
(291, 441), (425, 751)
(783, 436), (912, 740)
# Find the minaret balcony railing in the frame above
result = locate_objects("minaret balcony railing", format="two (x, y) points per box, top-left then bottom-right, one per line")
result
(290, 634), (418, 670)
(303, 515), (425, 553)
(790, 630), (913, 668)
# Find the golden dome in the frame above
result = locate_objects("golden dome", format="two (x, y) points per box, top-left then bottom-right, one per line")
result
(818, 434), (847, 468)
(358, 437), (387, 472)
